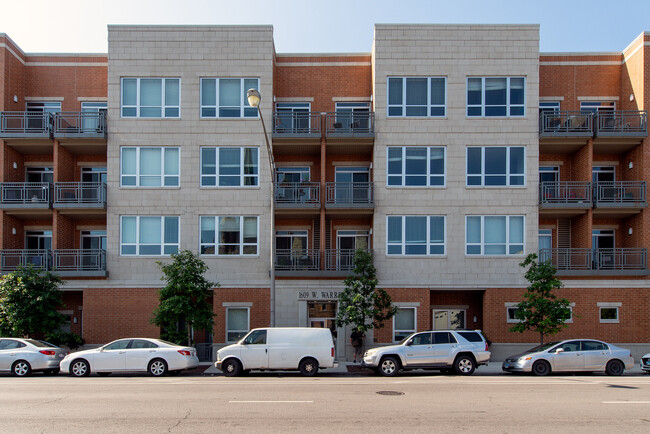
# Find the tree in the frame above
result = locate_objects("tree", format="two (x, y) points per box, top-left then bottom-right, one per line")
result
(0, 265), (65, 338)
(335, 249), (397, 340)
(509, 253), (572, 345)
(151, 250), (217, 346)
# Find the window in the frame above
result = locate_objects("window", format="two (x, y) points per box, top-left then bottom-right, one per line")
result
(467, 146), (525, 186)
(200, 147), (258, 187)
(387, 146), (445, 187)
(467, 77), (525, 117)
(130, 340), (158, 349)
(506, 303), (522, 323)
(200, 78), (259, 118)
(243, 329), (266, 345)
(81, 102), (107, 131)
(394, 307), (416, 342)
(433, 309), (465, 329)
(200, 216), (258, 256)
(335, 102), (370, 130)
(580, 101), (615, 114)
(226, 308), (250, 342)
(121, 78), (180, 118)
(120, 216), (179, 256)
(539, 101), (560, 114)
(538, 229), (552, 262)
(388, 77), (446, 117)
(433, 332), (457, 344)
(387, 216), (445, 255)
(104, 340), (130, 351)
(466, 215), (524, 256)
(121, 147), (180, 187)
(582, 341), (608, 351)
(598, 303), (620, 323)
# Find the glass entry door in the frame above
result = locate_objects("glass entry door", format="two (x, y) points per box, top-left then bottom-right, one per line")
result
(81, 230), (106, 270)
(308, 301), (337, 329)
(433, 309), (466, 330)
(336, 230), (369, 270)
(592, 229), (615, 269)
(82, 167), (107, 201)
(275, 230), (309, 269)
(335, 167), (370, 204)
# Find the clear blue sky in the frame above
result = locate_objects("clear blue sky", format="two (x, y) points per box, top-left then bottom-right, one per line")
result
(1, 0), (648, 54)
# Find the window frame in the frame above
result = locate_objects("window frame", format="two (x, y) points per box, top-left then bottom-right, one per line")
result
(200, 147), (259, 188)
(465, 215), (525, 256)
(119, 215), (180, 257)
(466, 76), (526, 117)
(393, 307), (417, 342)
(200, 78), (260, 119)
(199, 216), (259, 256)
(120, 77), (180, 118)
(466, 146), (526, 187)
(386, 215), (446, 256)
(598, 303), (620, 324)
(387, 77), (447, 118)
(120, 147), (180, 188)
(387, 146), (446, 187)
(226, 307), (250, 343)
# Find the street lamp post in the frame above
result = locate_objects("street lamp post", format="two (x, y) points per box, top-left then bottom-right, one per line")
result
(247, 88), (276, 327)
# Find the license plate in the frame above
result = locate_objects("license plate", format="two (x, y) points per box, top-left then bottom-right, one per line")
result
(503, 363), (509, 368)
(58, 354), (64, 358)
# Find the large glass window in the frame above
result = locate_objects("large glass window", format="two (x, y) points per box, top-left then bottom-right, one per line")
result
(121, 147), (179, 187)
(387, 216), (445, 256)
(466, 215), (524, 256)
(466, 146), (525, 186)
(393, 307), (416, 342)
(121, 78), (180, 118)
(467, 77), (525, 117)
(200, 216), (258, 256)
(388, 77), (446, 117)
(201, 147), (258, 187)
(226, 308), (250, 342)
(387, 146), (445, 187)
(200, 78), (259, 118)
(120, 216), (179, 256)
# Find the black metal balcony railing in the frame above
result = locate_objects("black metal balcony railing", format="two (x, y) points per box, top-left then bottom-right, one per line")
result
(595, 111), (647, 136)
(325, 249), (372, 271)
(54, 182), (107, 206)
(539, 111), (593, 137)
(0, 249), (51, 271)
(0, 111), (52, 137)
(594, 181), (647, 207)
(0, 182), (51, 206)
(274, 249), (320, 271)
(325, 112), (375, 136)
(325, 182), (374, 206)
(539, 182), (591, 206)
(274, 182), (320, 207)
(53, 111), (107, 137)
(272, 112), (321, 136)
(539, 248), (647, 272)
(0, 249), (107, 274)
(52, 249), (106, 272)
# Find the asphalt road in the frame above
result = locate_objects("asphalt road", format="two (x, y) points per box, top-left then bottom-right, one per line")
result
(2, 371), (650, 433)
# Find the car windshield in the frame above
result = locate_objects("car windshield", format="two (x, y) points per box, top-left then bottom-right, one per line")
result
(24, 339), (55, 348)
(525, 341), (561, 353)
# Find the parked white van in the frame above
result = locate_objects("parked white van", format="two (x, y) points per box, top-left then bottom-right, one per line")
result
(215, 327), (338, 376)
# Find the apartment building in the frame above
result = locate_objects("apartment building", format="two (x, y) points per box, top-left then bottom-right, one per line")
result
(0, 25), (648, 360)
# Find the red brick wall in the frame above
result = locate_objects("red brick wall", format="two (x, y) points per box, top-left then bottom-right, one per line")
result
(212, 288), (270, 344)
(61, 291), (83, 336)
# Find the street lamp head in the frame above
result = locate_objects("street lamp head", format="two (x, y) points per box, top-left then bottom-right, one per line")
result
(247, 88), (261, 108)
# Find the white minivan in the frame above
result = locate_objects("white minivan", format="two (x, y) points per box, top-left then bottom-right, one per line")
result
(215, 327), (338, 376)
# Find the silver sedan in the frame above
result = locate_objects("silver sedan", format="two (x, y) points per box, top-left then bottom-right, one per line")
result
(0, 338), (67, 376)
(502, 339), (634, 376)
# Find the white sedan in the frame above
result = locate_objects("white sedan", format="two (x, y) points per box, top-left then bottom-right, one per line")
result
(60, 338), (199, 377)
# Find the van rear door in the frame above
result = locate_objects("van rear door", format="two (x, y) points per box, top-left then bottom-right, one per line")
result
(240, 329), (269, 369)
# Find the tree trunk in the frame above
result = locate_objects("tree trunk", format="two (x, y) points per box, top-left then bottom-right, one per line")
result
(187, 325), (192, 347)
(539, 331), (544, 345)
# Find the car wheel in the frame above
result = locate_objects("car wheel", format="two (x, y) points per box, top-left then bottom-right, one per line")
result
(97, 372), (111, 377)
(299, 358), (319, 377)
(70, 359), (90, 377)
(44, 369), (60, 376)
(453, 355), (476, 376)
(532, 360), (551, 376)
(11, 360), (32, 377)
(605, 360), (624, 376)
(148, 359), (168, 377)
(222, 359), (242, 377)
(379, 356), (399, 377)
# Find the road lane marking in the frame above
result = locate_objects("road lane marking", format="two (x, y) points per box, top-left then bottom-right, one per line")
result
(229, 400), (313, 404)
(602, 401), (650, 404)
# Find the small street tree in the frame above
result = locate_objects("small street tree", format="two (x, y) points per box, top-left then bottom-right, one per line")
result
(335, 249), (397, 341)
(0, 265), (65, 338)
(509, 253), (572, 345)
(152, 250), (217, 346)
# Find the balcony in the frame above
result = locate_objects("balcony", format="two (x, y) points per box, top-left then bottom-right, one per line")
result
(0, 183), (51, 210)
(539, 111), (593, 138)
(275, 249), (320, 274)
(325, 249), (373, 272)
(0, 111), (52, 138)
(272, 112), (321, 139)
(325, 112), (375, 138)
(594, 181), (646, 209)
(539, 248), (647, 276)
(0, 249), (107, 277)
(325, 182), (374, 209)
(53, 111), (107, 139)
(53, 182), (107, 210)
(595, 111), (647, 138)
(539, 182), (591, 217)
(274, 182), (320, 209)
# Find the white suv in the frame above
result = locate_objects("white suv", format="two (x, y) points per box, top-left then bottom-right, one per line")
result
(363, 330), (490, 376)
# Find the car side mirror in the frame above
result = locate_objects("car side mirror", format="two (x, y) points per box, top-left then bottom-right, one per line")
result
(406, 339), (413, 346)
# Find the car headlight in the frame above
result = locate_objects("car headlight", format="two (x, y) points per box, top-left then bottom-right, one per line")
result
(518, 356), (533, 363)
(364, 349), (377, 357)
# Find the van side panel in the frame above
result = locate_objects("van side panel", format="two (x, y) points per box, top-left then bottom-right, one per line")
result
(263, 328), (335, 370)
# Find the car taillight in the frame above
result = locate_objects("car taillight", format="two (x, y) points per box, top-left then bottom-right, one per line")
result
(331, 347), (334, 357)
(485, 342), (489, 351)
(39, 350), (56, 356)
(178, 350), (191, 356)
